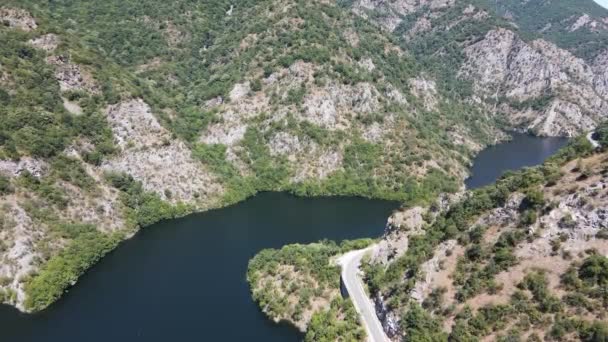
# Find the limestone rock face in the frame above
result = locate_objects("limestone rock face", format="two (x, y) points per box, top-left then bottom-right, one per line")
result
(229, 82), (251, 102)
(102, 99), (222, 204)
(105, 99), (169, 149)
(568, 14), (608, 32)
(374, 292), (401, 338)
(353, 0), (454, 31)
(373, 191), (463, 266)
(46, 55), (99, 94)
(593, 49), (608, 99)
(347, 1), (607, 137)
(461, 28), (608, 137)
(409, 76), (438, 111)
(0, 7), (37, 31)
(410, 239), (458, 303)
(303, 82), (381, 129)
(197, 59), (451, 184)
(0, 158), (48, 178)
(368, 152), (608, 339)
(372, 206), (426, 266)
(0, 200), (43, 310)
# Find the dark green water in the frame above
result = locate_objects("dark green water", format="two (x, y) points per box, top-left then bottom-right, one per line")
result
(0, 134), (568, 341)
(465, 133), (568, 189)
(0, 193), (397, 341)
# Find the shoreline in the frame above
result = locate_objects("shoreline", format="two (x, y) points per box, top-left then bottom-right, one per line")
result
(8, 130), (572, 314)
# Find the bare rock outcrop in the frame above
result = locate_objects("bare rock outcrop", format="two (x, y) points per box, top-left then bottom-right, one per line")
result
(410, 239), (459, 303)
(408, 76), (438, 111)
(263, 61), (383, 131)
(461, 28), (608, 137)
(0, 158), (48, 178)
(268, 132), (344, 182)
(229, 82), (251, 102)
(201, 82), (268, 147)
(102, 99), (222, 204)
(406, 16), (432, 40)
(0, 199), (44, 310)
(199, 61), (405, 182)
(353, 0), (454, 31)
(0, 7), (37, 31)
(57, 162), (126, 232)
(370, 152), (608, 339)
(373, 191), (463, 266)
(46, 55), (99, 94)
(568, 14), (608, 33)
(372, 206), (426, 266)
(28, 34), (60, 52)
(268, 132), (309, 159)
(374, 292), (401, 338)
(593, 49), (608, 99)
(303, 82), (381, 130)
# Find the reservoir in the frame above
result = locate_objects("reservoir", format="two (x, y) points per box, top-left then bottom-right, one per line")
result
(0, 194), (396, 341)
(465, 133), (568, 189)
(0, 133), (568, 341)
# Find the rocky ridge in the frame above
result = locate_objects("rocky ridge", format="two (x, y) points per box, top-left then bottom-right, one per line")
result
(348, 0), (608, 137)
(461, 28), (608, 137)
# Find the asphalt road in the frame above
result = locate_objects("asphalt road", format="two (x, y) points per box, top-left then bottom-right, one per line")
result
(338, 246), (390, 342)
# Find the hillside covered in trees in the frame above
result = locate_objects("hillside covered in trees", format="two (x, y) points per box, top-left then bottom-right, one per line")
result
(0, 0), (607, 320)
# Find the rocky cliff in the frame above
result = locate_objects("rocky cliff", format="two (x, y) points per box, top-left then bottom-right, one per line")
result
(461, 28), (608, 136)
(346, 0), (608, 137)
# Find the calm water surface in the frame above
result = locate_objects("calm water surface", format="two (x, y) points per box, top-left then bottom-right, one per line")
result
(0, 133), (567, 341)
(0, 194), (397, 342)
(465, 133), (568, 189)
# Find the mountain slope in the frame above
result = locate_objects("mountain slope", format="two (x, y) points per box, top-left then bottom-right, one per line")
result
(347, 0), (608, 136)
(0, 0), (494, 312)
(0, 0), (607, 315)
(474, 0), (608, 60)
(247, 133), (606, 340)
(364, 135), (607, 341)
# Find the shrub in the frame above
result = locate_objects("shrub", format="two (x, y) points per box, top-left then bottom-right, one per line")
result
(579, 255), (608, 286)
(51, 155), (95, 190)
(0, 175), (13, 195)
(401, 303), (448, 342)
(250, 78), (262, 92)
(595, 121), (608, 147)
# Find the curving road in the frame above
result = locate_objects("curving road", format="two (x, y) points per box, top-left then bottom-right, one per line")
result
(337, 246), (390, 342)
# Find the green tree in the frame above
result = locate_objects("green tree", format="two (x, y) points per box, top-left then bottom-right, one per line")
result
(579, 255), (608, 286)
(402, 303), (448, 342)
